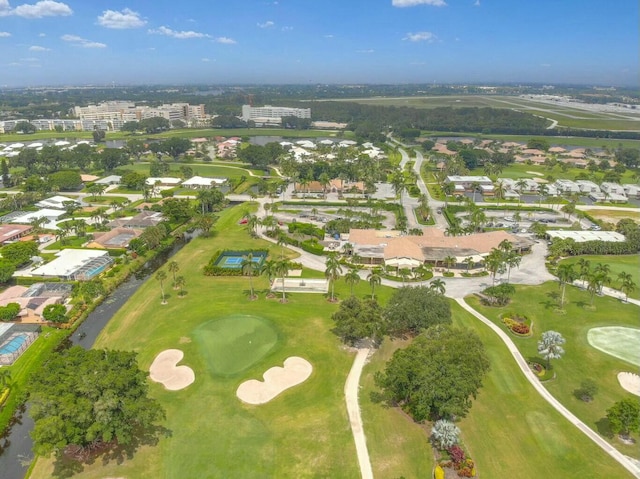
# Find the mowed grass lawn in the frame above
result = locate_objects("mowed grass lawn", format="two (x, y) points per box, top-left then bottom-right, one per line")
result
(359, 301), (632, 479)
(559, 254), (640, 299)
(30, 204), (361, 479)
(466, 282), (640, 459)
(451, 301), (634, 478)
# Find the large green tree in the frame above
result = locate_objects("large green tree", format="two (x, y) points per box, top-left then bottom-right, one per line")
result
(28, 347), (165, 458)
(384, 286), (451, 337)
(606, 398), (640, 436)
(331, 296), (387, 346)
(375, 325), (490, 421)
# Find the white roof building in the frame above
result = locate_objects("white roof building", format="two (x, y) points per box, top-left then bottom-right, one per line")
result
(446, 176), (493, 186)
(600, 182), (626, 196)
(575, 180), (600, 193)
(623, 184), (640, 198)
(554, 179), (581, 193)
(95, 175), (122, 185)
(547, 230), (626, 243)
(181, 176), (227, 189)
(35, 195), (80, 210)
(11, 209), (66, 224)
(30, 249), (113, 281)
(145, 177), (182, 186)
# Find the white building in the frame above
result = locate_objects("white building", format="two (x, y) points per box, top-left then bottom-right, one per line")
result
(554, 179), (581, 194)
(31, 249), (113, 281)
(95, 175), (122, 185)
(446, 176), (494, 190)
(35, 196), (80, 210)
(600, 182), (626, 196)
(181, 176), (227, 189)
(547, 230), (626, 243)
(623, 184), (640, 199)
(145, 177), (182, 186)
(241, 105), (311, 125)
(574, 180), (601, 194)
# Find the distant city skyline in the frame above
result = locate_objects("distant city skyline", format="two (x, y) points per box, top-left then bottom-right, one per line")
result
(0, 0), (637, 88)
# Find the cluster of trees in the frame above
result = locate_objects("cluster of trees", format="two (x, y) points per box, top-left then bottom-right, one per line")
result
(28, 346), (165, 459)
(376, 324), (490, 421)
(483, 240), (523, 286)
(121, 117), (170, 134)
(567, 259), (637, 305)
(0, 241), (39, 283)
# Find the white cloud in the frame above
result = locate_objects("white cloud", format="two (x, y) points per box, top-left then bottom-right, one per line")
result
(403, 31), (437, 42)
(324, 34), (334, 38)
(148, 26), (211, 39)
(281, 26), (293, 31)
(473, 0), (480, 5)
(392, 0), (446, 7)
(356, 49), (374, 53)
(0, 0), (72, 18)
(214, 36), (236, 44)
(201, 57), (214, 62)
(28, 45), (50, 51)
(0, 31), (10, 37)
(257, 20), (274, 28)
(541, 63), (551, 68)
(61, 34), (106, 48)
(98, 8), (145, 29)
(38, 32), (45, 36)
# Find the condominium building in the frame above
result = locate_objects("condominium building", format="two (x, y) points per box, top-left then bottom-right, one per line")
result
(241, 104), (311, 125)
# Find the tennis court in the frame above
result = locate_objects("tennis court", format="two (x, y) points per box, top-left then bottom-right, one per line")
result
(214, 251), (267, 270)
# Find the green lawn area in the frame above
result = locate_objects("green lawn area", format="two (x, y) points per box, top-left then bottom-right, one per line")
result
(0, 327), (68, 435)
(123, 161), (265, 180)
(466, 283), (640, 459)
(359, 299), (634, 479)
(41, 235), (89, 251)
(559, 255), (639, 299)
(29, 203), (365, 479)
(360, 338), (434, 478)
(451, 301), (635, 478)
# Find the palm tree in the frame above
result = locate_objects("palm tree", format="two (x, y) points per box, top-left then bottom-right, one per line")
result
(156, 270), (168, 304)
(471, 181), (481, 203)
(442, 182), (455, 206)
(444, 255), (456, 273)
(620, 276), (636, 303)
(344, 268), (360, 296)
(398, 267), (411, 285)
(515, 178), (528, 204)
(594, 263), (611, 294)
(414, 263), (431, 280)
(463, 256), (475, 272)
(275, 258), (291, 303)
(556, 263), (576, 308)
(244, 213), (260, 237)
(577, 258), (591, 283)
(538, 330), (566, 369)
(175, 276), (186, 297)
(586, 272), (602, 307)
(538, 183), (549, 207)
(168, 261), (180, 289)
(391, 170), (406, 205)
(242, 253), (258, 300)
(505, 251), (522, 284)
(325, 252), (343, 302)
(195, 214), (215, 237)
(485, 248), (505, 286)
(430, 278), (446, 295)
(367, 270), (382, 300)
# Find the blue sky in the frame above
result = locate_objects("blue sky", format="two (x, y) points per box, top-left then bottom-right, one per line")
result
(0, 0), (637, 87)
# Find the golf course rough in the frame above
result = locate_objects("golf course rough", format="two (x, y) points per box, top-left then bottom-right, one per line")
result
(194, 314), (280, 376)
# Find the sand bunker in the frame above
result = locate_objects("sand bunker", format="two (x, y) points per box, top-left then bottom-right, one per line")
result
(617, 372), (640, 397)
(149, 349), (195, 391)
(236, 357), (313, 405)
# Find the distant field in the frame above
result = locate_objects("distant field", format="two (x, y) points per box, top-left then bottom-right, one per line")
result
(344, 95), (640, 132)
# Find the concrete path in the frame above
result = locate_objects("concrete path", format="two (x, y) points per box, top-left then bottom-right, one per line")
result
(344, 348), (374, 479)
(455, 298), (640, 478)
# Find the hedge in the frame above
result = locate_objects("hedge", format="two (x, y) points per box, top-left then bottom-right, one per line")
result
(300, 239), (324, 255)
(288, 222), (324, 240)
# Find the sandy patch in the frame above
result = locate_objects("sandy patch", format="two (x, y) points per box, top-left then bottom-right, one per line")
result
(527, 171), (544, 176)
(236, 357), (313, 405)
(178, 336), (191, 344)
(617, 372), (640, 397)
(149, 349), (195, 391)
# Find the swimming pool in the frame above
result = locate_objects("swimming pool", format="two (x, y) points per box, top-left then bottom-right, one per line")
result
(0, 333), (28, 355)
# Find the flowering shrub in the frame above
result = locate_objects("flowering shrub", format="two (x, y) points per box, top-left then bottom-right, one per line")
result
(457, 458), (476, 477)
(503, 316), (531, 335)
(448, 445), (466, 465)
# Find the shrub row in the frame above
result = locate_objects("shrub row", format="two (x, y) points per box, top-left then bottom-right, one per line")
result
(288, 222), (324, 240)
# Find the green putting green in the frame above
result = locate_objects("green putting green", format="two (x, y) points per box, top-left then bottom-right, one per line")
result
(194, 315), (279, 376)
(587, 326), (640, 367)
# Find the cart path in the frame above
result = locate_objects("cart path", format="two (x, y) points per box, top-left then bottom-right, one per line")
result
(455, 297), (640, 479)
(344, 348), (374, 479)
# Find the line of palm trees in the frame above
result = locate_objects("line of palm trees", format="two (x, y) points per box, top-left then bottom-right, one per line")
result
(155, 260), (186, 304)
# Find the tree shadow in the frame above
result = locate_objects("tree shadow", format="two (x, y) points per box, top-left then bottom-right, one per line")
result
(540, 291), (560, 309)
(595, 417), (614, 439)
(50, 425), (172, 478)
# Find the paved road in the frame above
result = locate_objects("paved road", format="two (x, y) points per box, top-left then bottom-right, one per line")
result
(344, 348), (374, 479)
(456, 298), (640, 478)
